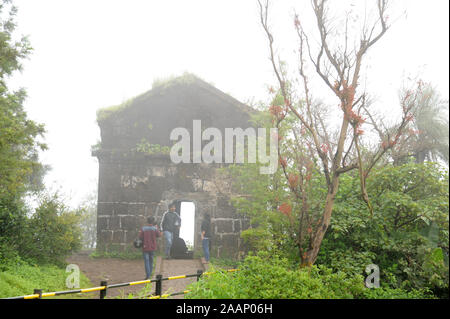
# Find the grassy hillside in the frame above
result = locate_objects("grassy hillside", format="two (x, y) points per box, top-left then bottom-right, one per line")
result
(0, 259), (92, 299)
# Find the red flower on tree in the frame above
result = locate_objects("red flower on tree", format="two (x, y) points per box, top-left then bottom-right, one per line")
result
(320, 143), (329, 153)
(288, 173), (299, 189)
(269, 104), (283, 117)
(279, 203), (292, 217)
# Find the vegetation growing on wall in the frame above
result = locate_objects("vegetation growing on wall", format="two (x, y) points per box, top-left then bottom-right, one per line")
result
(134, 138), (170, 155)
(96, 72), (204, 123)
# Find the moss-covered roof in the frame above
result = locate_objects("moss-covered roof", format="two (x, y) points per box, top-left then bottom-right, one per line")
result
(96, 72), (254, 123)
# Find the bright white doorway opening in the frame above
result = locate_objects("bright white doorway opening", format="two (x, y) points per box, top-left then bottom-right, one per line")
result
(179, 201), (195, 250)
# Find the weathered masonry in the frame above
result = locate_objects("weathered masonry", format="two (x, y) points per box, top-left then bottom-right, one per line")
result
(92, 74), (254, 258)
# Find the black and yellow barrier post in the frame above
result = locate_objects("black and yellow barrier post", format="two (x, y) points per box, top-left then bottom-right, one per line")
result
(196, 269), (203, 281)
(155, 274), (162, 297)
(34, 289), (42, 299)
(99, 281), (107, 299)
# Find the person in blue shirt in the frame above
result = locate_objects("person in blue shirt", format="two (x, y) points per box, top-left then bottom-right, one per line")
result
(201, 213), (212, 263)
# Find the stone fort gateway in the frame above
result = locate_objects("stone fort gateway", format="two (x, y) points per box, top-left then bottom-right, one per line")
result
(92, 74), (259, 258)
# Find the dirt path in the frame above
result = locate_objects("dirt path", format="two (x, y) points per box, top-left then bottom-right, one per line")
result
(66, 252), (205, 299)
(158, 258), (205, 299)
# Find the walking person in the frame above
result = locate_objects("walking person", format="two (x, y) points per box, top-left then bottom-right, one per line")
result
(138, 216), (161, 280)
(201, 213), (212, 263)
(160, 202), (181, 259)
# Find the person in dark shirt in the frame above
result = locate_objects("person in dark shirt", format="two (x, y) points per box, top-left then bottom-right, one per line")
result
(201, 213), (212, 263)
(138, 216), (161, 280)
(160, 202), (181, 259)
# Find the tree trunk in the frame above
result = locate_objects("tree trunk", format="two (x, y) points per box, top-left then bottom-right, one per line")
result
(304, 176), (340, 265)
(415, 150), (426, 164)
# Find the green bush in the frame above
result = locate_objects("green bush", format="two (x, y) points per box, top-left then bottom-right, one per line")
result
(317, 162), (449, 298)
(186, 252), (435, 299)
(186, 251), (366, 299)
(1, 193), (84, 267)
(18, 194), (83, 266)
(361, 287), (434, 299)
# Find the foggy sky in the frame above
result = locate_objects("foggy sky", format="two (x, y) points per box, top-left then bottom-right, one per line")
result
(9, 0), (449, 208)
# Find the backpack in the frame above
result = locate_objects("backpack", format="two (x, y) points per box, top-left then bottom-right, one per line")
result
(133, 237), (142, 248)
(170, 237), (188, 258)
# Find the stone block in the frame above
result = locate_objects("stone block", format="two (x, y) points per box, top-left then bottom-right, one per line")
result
(215, 206), (237, 219)
(113, 203), (129, 215)
(233, 220), (241, 233)
(121, 215), (137, 231)
(112, 231), (125, 243)
(109, 216), (121, 229)
(215, 219), (233, 233)
(97, 202), (114, 216)
(97, 216), (109, 230)
(127, 203), (145, 216)
(216, 234), (240, 258)
(98, 230), (113, 244)
(217, 196), (231, 208)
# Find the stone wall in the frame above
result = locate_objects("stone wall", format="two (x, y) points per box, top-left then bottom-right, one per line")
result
(94, 150), (248, 258)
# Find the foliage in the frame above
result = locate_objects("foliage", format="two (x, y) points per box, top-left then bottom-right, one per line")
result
(0, 198), (28, 266)
(185, 251), (364, 299)
(90, 247), (145, 260)
(0, 1), (50, 267)
(317, 162), (449, 297)
(392, 81), (449, 164)
(228, 120), (448, 297)
(135, 138), (170, 155)
(151, 72), (201, 90)
(16, 193), (84, 266)
(209, 256), (240, 269)
(76, 192), (97, 249)
(0, 0), (46, 201)
(0, 256), (91, 298)
(185, 254), (435, 299)
(360, 287), (434, 299)
(96, 72), (203, 122)
(225, 111), (301, 263)
(257, 0), (417, 265)
(186, 251), (432, 299)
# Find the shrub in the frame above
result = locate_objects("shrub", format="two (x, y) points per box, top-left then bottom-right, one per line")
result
(318, 162), (449, 297)
(361, 287), (435, 299)
(18, 194), (83, 266)
(186, 251), (366, 299)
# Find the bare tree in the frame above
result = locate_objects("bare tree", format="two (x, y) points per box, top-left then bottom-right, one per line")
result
(259, 0), (414, 265)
